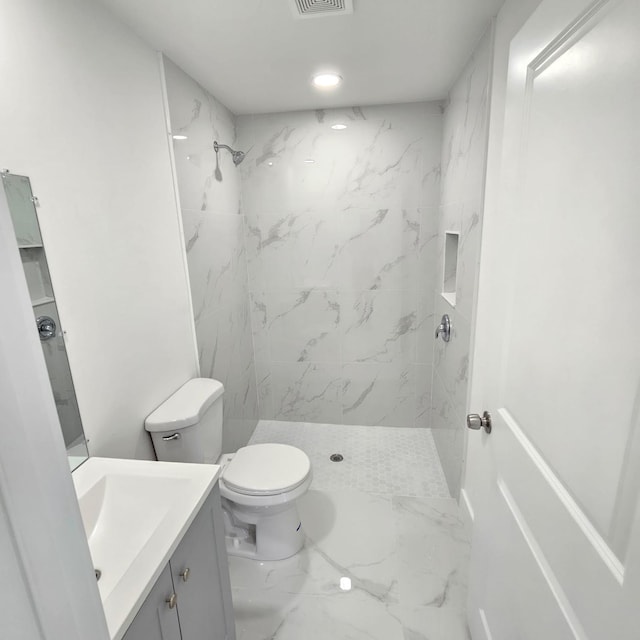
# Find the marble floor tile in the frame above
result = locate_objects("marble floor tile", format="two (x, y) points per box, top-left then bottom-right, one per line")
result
(233, 588), (405, 640)
(393, 497), (470, 610)
(230, 422), (470, 640)
(386, 604), (471, 640)
(229, 490), (396, 601)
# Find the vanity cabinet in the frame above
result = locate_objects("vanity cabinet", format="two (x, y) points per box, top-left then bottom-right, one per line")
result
(122, 565), (181, 640)
(123, 485), (235, 640)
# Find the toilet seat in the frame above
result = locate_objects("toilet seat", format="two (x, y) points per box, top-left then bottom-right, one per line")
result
(222, 443), (311, 496)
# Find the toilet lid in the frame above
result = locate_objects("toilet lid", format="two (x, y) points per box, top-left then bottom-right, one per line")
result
(222, 444), (311, 496)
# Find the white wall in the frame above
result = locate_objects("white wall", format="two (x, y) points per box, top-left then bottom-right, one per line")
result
(0, 0), (198, 459)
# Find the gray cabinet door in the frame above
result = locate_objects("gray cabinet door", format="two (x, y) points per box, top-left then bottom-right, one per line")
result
(122, 564), (181, 640)
(171, 488), (234, 640)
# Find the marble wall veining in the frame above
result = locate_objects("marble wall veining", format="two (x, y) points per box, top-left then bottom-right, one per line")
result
(431, 28), (494, 497)
(163, 57), (258, 452)
(237, 103), (443, 428)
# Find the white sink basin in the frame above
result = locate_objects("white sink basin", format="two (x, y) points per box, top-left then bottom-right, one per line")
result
(73, 457), (220, 640)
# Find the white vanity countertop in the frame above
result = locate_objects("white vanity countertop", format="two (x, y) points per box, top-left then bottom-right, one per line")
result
(73, 457), (220, 640)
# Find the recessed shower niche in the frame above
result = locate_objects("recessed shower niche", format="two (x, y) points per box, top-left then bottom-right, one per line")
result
(442, 231), (460, 306)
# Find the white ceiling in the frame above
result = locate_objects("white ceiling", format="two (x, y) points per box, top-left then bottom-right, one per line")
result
(99, 0), (505, 115)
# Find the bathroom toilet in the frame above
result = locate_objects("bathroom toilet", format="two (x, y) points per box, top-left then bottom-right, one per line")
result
(144, 378), (312, 560)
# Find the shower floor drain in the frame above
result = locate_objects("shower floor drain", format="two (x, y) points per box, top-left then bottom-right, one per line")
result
(329, 453), (344, 462)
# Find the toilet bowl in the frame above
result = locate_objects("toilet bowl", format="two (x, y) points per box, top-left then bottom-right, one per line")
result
(144, 378), (312, 561)
(218, 443), (312, 560)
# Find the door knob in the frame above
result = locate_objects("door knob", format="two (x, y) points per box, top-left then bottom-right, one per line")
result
(467, 411), (492, 434)
(435, 314), (451, 342)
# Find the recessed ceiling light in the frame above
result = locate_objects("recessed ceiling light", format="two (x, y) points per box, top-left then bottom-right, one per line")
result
(172, 134), (188, 140)
(312, 73), (342, 89)
(331, 124), (347, 130)
(303, 159), (315, 164)
(267, 161), (273, 166)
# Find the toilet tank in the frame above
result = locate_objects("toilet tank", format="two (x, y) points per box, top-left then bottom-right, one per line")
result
(145, 378), (224, 464)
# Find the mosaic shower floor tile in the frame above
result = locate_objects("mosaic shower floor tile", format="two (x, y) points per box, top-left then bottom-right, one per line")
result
(249, 421), (450, 498)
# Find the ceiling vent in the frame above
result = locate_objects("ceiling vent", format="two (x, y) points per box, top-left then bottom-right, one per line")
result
(290, 0), (354, 19)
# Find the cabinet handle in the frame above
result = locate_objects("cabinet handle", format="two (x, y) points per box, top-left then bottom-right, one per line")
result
(166, 593), (177, 609)
(180, 567), (190, 582)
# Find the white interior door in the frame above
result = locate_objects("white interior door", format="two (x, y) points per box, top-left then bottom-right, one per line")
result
(465, 0), (640, 637)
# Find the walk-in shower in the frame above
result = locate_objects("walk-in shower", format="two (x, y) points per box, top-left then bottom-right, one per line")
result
(213, 141), (246, 166)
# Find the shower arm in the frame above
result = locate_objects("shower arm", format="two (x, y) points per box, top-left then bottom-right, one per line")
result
(213, 140), (246, 166)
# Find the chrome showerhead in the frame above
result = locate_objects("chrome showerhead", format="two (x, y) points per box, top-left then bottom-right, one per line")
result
(231, 149), (245, 166)
(213, 141), (246, 166)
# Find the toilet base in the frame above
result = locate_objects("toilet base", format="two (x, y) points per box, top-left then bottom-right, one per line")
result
(221, 497), (305, 560)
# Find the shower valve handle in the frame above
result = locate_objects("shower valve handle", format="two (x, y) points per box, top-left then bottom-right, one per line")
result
(435, 314), (451, 342)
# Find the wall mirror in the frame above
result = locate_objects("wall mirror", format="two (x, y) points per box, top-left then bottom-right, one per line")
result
(1, 171), (88, 470)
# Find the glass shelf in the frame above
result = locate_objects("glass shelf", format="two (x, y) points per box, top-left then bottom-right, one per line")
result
(32, 296), (55, 307)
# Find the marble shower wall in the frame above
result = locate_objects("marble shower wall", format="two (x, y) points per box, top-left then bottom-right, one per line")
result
(237, 103), (443, 427)
(431, 28), (494, 496)
(163, 57), (258, 452)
